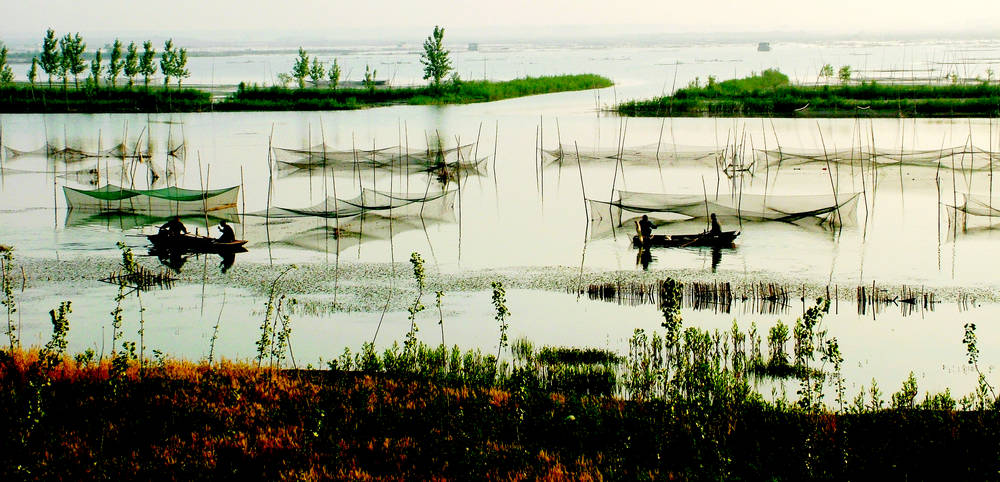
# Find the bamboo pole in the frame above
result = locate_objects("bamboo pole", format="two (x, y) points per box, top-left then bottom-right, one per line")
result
(817, 122), (842, 226)
(265, 124), (275, 265)
(576, 142), (588, 226)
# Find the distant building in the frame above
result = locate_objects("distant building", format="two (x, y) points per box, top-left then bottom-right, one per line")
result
(757, 42), (771, 52)
(468, 43), (479, 51)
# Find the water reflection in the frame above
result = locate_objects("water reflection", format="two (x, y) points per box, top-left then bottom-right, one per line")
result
(150, 246), (246, 274)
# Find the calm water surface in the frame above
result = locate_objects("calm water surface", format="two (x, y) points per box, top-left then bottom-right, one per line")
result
(3, 37), (1000, 397)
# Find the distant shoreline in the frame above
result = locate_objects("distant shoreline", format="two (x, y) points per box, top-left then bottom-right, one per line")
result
(0, 74), (613, 114)
(617, 69), (1000, 118)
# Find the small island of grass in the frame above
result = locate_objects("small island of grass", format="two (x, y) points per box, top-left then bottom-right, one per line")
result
(215, 74), (614, 111)
(617, 68), (1000, 117)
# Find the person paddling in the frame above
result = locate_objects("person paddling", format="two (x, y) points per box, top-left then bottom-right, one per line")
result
(159, 216), (188, 237)
(217, 220), (235, 243)
(709, 213), (722, 236)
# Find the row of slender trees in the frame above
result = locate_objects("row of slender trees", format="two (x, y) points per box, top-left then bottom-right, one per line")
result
(279, 25), (453, 91)
(0, 29), (191, 90)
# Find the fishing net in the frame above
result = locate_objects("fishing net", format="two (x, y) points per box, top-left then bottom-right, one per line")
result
(542, 143), (723, 166)
(272, 143), (477, 171)
(758, 146), (1000, 171)
(253, 188), (456, 220)
(589, 190), (860, 227)
(3, 142), (152, 161)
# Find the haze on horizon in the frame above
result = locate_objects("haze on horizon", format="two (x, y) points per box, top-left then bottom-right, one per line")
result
(3, 0), (998, 46)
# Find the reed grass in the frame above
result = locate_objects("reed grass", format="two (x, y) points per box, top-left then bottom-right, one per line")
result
(0, 85), (211, 113)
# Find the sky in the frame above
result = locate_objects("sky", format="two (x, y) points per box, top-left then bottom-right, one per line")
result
(3, 0), (999, 46)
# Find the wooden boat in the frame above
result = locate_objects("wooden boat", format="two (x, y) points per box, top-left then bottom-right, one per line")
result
(146, 233), (248, 253)
(632, 230), (739, 248)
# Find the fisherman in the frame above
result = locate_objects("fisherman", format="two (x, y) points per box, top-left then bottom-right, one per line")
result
(638, 214), (653, 244)
(217, 220), (235, 243)
(709, 213), (722, 236)
(159, 216), (188, 237)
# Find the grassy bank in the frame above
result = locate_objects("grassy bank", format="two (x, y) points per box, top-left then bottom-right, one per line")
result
(0, 74), (612, 113)
(0, 85), (212, 113)
(2, 339), (998, 479)
(617, 69), (1000, 117)
(215, 74), (613, 111)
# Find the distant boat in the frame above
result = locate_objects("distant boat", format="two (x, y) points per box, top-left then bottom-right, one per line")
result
(468, 43), (479, 51)
(757, 42), (771, 52)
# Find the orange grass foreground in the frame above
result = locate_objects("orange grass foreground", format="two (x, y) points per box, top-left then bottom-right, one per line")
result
(3, 348), (1000, 480)
(0, 349), (604, 480)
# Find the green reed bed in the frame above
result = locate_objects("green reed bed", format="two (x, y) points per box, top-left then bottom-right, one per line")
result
(0, 74), (610, 113)
(617, 69), (1000, 117)
(217, 74), (613, 111)
(0, 85), (211, 113)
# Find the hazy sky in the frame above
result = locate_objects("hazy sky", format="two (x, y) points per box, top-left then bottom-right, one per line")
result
(4, 0), (999, 43)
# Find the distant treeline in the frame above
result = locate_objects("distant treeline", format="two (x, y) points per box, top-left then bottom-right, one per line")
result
(0, 74), (613, 113)
(617, 69), (1000, 117)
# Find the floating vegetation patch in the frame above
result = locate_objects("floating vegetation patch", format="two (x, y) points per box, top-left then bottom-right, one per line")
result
(857, 282), (937, 317)
(576, 279), (793, 315)
(100, 264), (177, 290)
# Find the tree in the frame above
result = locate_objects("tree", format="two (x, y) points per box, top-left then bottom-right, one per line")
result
(90, 48), (103, 87)
(291, 47), (309, 88)
(107, 39), (123, 87)
(0, 47), (13, 85)
(276, 72), (292, 87)
(309, 58), (325, 87)
(140, 41), (157, 87)
(328, 58), (341, 89)
(819, 64), (834, 83)
(39, 29), (60, 87)
(60, 33), (86, 88)
(28, 58), (39, 87)
(123, 42), (139, 87)
(838, 65), (852, 84)
(420, 25), (452, 88)
(174, 48), (190, 87)
(160, 39), (176, 87)
(363, 64), (377, 93)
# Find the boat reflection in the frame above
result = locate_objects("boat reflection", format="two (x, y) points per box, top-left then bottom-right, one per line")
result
(150, 245), (246, 274)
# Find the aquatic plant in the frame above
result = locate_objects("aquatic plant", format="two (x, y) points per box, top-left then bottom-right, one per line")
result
(405, 253), (426, 358)
(491, 280), (510, 369)
(962, 323), (997, 409)
(256, 265), (296, 369)
(1, 246), (18, 350)
(435, 290), (445, 346)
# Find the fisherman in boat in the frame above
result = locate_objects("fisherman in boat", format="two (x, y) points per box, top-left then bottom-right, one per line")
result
(709, 213), (722, 236)
(159, 216), (188, 237)
(217, 220), (235, 243)
(638, 215), (653, 245)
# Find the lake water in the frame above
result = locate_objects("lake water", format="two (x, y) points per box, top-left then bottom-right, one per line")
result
(3, 36), (1000, 400)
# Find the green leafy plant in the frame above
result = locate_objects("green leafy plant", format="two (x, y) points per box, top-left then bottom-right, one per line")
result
(420, 25), (452, 88)
(292, 47), (310, 88)
(106, 39), (123, 87)
(309, 58), (325, 87)
(1, 247), (18, 350)
(327, 58), (341, 89)
(405, 253), (426, 358)
(491, 280), (510, 369)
